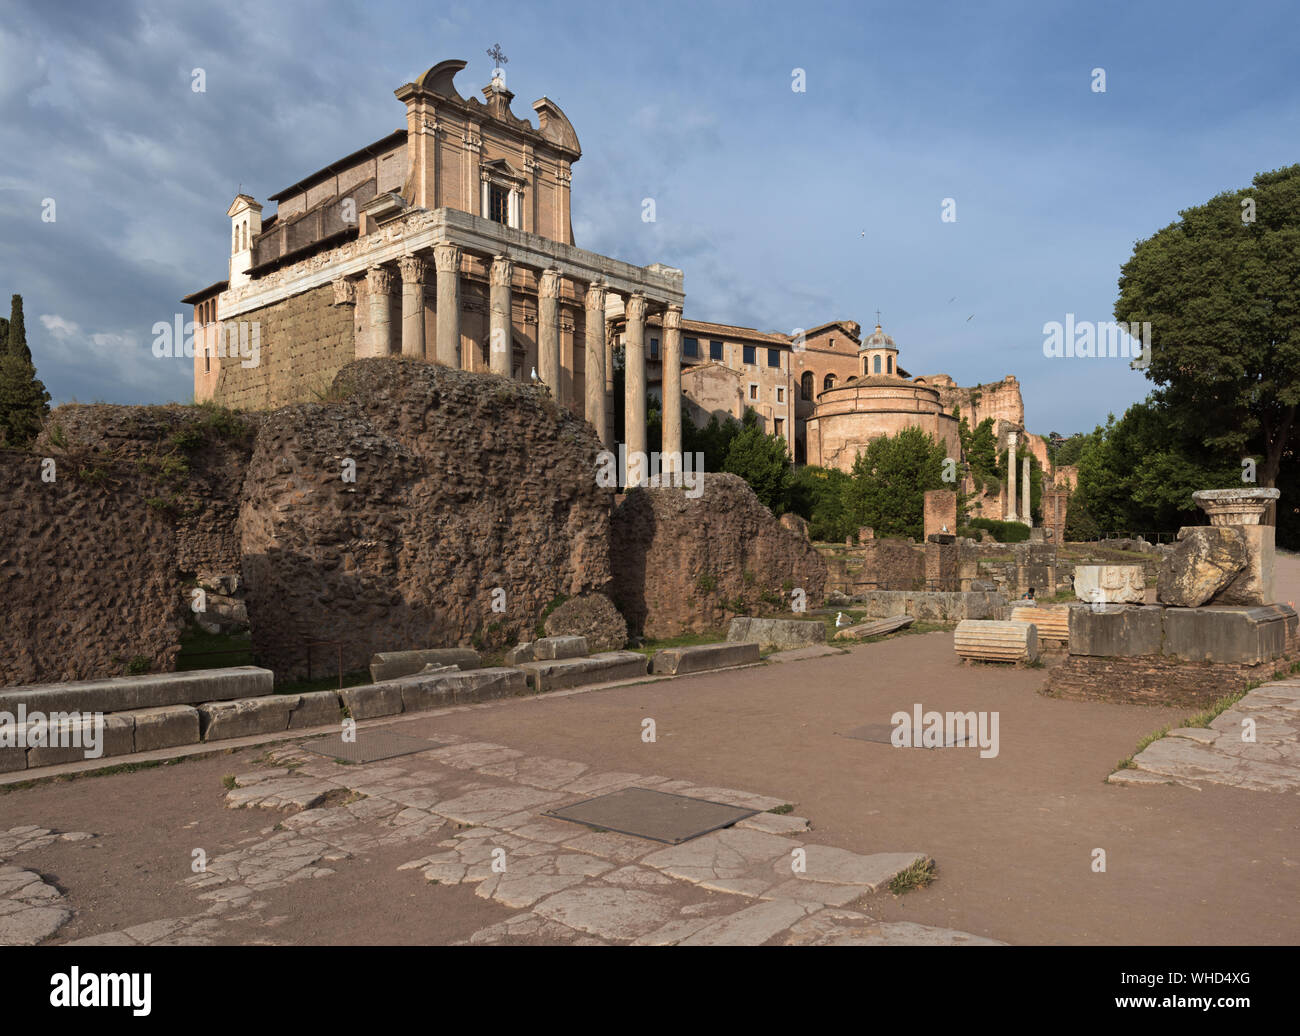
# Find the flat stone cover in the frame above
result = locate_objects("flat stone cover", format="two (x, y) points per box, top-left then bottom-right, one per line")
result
(299, 728), (439, 764)
(837, 723), (971, 748)
(545, 787), (758, 844)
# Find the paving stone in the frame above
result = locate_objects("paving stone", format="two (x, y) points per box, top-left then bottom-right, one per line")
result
(425, 742), (523, 769)
(640, 827), (796, 891)
(560, 831), (652, 864)
(531, 886), (682, 941)
(782, 908), (1006, 946)
(778, 848), (930, 892)
(736, 812), (810, 835)
(678, 898), (809, 945)
(1167, 727), (1218, 745)
(431, 785), (562, 826)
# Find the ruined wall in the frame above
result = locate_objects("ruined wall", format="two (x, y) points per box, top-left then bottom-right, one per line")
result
(213, 284), (355, 411)
(610, 473), (827, 637)
(935, 376), (1025, 429)
(823, 539), (926, 595)
(239, 359), (613, 679)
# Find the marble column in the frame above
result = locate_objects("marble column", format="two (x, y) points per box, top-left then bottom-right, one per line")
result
(1006, 430), (1019, 521)
(398, 255), (426, 359)
(584, 279), (608, 444)
(538, 267), (561, 397)
(433, 242), (461, 368)
(1022, 456), (1032, 525)
(489, 255), (513, 377)
(624, 292), (648, 485)
(662, 304), (683, 475)
(365, 266), (393, 357)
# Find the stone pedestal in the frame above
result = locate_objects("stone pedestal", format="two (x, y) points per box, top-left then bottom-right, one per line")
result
(1190, 488), (1279, 606)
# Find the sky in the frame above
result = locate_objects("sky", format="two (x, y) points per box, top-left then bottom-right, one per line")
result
(1, 0), (1297, 435)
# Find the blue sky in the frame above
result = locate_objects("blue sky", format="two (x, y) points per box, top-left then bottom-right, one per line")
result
(1, 0), (1296, 435)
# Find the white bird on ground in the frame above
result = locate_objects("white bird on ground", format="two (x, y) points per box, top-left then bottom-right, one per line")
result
(530, 366), (539, 383)
(835, 612), (851, 627)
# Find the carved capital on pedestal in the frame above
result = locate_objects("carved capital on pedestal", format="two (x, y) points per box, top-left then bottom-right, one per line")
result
(433, 242), (462, 274)
(332, 277), (356, 306)
(625, 292), (647, 323)
(663, 303), (683, 330)
(398, 254), (426, 284)
(366, 266), (392, 295)
(584, 278), (606, 310)
(490, 255), (514, 287)
(539, 267), (562, 300)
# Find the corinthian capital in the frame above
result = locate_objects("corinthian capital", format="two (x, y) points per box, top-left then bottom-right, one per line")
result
(584, 279), (606, 310)
(490, 255), (514, 287)
(625, 292), (647, 323)
(663, 304), (683, 330)
(366, 265), (392, 295)
(332, 277), (356, 306)
(398, 254), (426, 283)
(433, 242), (462, 273)
(539, 267), (562, 300)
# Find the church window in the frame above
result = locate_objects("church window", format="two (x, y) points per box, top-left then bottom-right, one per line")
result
(684, 337), (699, 358)
(709, 340), (723, 360)
(824, 374), (836, 391)
(489, 183), (510, 225)
(873, 355), (881, 373)
(743, 344), (756, 365)
(801, 371), (814, 400)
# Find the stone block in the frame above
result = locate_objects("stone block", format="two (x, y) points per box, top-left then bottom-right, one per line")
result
(368, 648), (480, 683)
(516, 651), (648, 692)
(1067, 604), (1164, 657)
(1215, 524), (1275, 606)
(27, 713), (135, 767)
(198, 696), (295, 741)
(0, 667), (275, 716)
(388, 666), (528, 712)
(954, 620), (1038, 663)
(1157, 527), (1247, 607)
(0, 745), (26, 773)
(340, 684), (404, 720)
(504, 642), (534, 665)
(129, 705), (200, 752)
(652, 642), (761, 675)
(288, 690), (342, 729)
(451, 667), (529, 703)
(1009, 605), (1069, 642)
(1162, 605), (1293, 665)
(1074, 565), (1145, 604)
(532, 636), (589, 660)
(726, 617), (827, 650)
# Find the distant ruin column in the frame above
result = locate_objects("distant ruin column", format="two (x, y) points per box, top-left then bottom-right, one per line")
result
(365, 266), (393, 357)
(538, 267), (561, 397)
(624, 292), (648, 485)
(584, 279), (608, 444)
(662, 304), (683, 475)
(433, 242), (461, 368)
(489, 255), (513, 377)
(398, 255), (426, 360)
(1021, 456), (1032, 526)
(1006, 430), (1019, 521)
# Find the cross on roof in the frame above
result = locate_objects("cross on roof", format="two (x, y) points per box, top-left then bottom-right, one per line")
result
(487, 43), (508, 67)
(875, 309), (882, 325)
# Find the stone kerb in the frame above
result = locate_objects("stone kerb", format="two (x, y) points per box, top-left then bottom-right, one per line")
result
(369, 648), (481, 683)
(0, 667), (275, 716)
(652, 642), (760, 675)
(515, 651), (649, 692)
(726, 617), (826, 651)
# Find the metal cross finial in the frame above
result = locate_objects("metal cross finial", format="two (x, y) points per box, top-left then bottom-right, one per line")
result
(487, 43), (508, 67)
(875, 309), (881, 326)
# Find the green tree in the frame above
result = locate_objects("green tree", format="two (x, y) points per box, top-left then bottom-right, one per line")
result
(0, 356), (51, 447)
(722, 417), (791, 513)
(842, 426), (947, 539)
(786, 464), (853, 541)
(6, 294), (29, 363)
(1114, 163), (1300, 491)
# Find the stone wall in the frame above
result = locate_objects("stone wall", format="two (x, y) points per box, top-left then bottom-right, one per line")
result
(822, 538), (925, 595)
(610, 473), (827, 638)
(1045, 653), (1294, 708)
(212, 284), (354, 411)
(239, 359), (613, 679)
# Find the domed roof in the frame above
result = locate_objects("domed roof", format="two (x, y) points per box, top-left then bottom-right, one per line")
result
(859, 323), (897, 351)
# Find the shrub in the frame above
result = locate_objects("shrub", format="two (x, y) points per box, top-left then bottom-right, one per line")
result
(969, 517), (1031, 543)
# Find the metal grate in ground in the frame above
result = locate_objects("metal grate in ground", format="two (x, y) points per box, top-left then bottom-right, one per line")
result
(544, 787), (758, 844)
(299, 728), (440, 764)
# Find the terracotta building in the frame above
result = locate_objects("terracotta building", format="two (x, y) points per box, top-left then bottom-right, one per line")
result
(182, 58), (685, 481)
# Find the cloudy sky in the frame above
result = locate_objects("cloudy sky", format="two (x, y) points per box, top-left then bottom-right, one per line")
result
(1, 0), (1296, 435)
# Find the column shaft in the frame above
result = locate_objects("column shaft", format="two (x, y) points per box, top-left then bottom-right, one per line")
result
(538, 267), (561, 396)
(624, 292), (648, 485)
(398, 255), (426, 359)
(489, 255), (513, 377)
(662, 304), (683, 474)
(1006, 431), (1019, 521)
(1022, 456), (1032, 525)
(365, 266), (393, 357)
(433, 243), (461, 367)
(584, 280), (608, 444)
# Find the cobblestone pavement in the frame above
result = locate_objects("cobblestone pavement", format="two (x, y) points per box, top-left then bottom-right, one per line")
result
(13, 729), (1001, 946)
(1110, 678), (1300, 794)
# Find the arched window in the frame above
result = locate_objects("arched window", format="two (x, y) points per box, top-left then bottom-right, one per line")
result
(873, 355), (881, 374)
(233, 226), (238, 253)
(800, 371), (814, 400)
(887, 355), (893, 374)
(823, 374), (836, 392)
(242, 223), (249, 249)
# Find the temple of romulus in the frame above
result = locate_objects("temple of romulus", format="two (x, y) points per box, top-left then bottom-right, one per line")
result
(183, 58), (685, 473)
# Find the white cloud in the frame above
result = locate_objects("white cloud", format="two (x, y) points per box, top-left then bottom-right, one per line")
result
(40, 313), (80, 336)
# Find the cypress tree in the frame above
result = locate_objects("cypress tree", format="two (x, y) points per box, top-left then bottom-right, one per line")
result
(7, 294), (29, 363)
(0, 294), (50, 447)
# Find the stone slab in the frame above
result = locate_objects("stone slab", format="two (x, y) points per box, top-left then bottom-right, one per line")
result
(26, 713), (135, 767)
(1162, 605), (1292, 665)
(340, 684), (404, 720)
(504, 642), (534, 665)
(651, 642), (760, 675)
(128, 705), (201, 752)
(727, 617), (826, 650)
(1074, 564), (1145, 605)
(532, 636), (589, 661)
(197, 696), (295, 742)
(516, 652), (647, 692)
(0, 667), (274, 715)
(288, 690), (342, 730)
(368, 648), (480, 683)
(852, 591), (1008, 621)
(833, 615), (915, 641)
(1067, 604), (1164, 657)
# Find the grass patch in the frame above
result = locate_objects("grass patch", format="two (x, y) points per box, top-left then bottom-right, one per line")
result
(767, 804), (794, 815)
(888, 858), (935, 895)
(221, 774), (237, 790)
(627, 630), (728, 659)
(274, 670), (370, 694)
